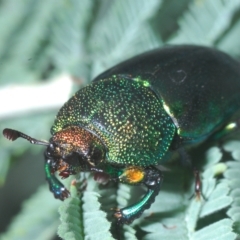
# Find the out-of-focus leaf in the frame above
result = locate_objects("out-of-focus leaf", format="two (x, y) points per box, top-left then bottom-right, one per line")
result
(0, 186), (60, 240)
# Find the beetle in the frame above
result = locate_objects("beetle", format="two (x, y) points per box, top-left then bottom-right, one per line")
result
(3, 45), (240, 224)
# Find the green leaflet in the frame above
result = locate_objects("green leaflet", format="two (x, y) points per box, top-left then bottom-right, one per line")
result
(48, 0), (94, 83)
(224, 141), (240, 235)
(58, 182), (84, 240)
(192, 219), (236, 240)
(82, 191), (113, 240)
(58, 176), (113, 240)
(88, 0), (163, 78)
(169, 0), (240, 48)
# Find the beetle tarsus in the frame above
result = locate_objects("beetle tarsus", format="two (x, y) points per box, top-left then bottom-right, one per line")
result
(45, 158), (71, 201)
(52, 187), (70, 201)
(47, 176), (71, 201)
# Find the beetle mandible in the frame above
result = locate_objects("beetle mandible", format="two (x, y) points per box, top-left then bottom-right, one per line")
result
(3, 45), (240, 224)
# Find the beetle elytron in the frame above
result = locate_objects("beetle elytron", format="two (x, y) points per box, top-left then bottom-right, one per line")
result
(3, 45), (240, 224)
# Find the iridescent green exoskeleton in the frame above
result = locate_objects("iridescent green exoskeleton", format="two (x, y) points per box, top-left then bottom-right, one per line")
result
(3, 45), (240, 224)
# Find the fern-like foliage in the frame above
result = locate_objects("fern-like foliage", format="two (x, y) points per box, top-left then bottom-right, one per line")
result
(58, 182), (84, 240)
(1, 0), (240, 239)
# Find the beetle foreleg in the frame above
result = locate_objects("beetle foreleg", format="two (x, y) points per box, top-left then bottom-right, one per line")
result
(114, 166), (162, 224)
(45, 157), (70, 200)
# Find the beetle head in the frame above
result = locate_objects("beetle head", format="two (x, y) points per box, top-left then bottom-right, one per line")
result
(47, 126), (106, 170)
(3, 126), (106, 173)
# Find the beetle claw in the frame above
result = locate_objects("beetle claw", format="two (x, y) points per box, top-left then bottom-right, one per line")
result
(53, 187), (70, 201)
(114, 208), (134, 225)
(60, 188), (71, 200)
(114, 209), (124, 224)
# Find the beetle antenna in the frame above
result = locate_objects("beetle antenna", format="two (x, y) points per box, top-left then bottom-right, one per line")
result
(3, 128), (49, 146)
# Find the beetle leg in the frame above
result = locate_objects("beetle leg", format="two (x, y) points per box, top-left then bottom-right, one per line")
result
(178, 148), (205, 200)
(45, 157), (70, 200)
(114, 166), (162, 224)
(189, 169), (206, 201)
(192, 169), (201, 201)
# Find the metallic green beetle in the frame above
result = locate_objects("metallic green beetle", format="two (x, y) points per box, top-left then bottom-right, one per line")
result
(3, 45), (240, 224)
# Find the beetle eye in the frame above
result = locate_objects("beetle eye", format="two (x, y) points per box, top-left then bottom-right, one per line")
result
(64, 152), (83, 166)
(88, 144), (105, 166)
